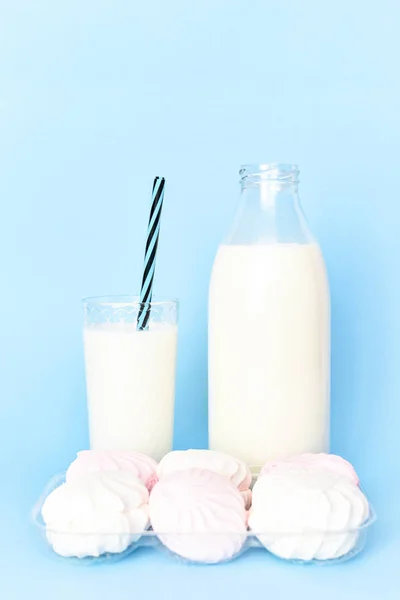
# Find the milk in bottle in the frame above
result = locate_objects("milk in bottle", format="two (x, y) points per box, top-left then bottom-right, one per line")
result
(208, 164), (330, 468)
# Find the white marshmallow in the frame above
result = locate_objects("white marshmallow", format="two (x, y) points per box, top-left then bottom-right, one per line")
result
(42, 471), (149, 558)
(249, 466), (369, 561)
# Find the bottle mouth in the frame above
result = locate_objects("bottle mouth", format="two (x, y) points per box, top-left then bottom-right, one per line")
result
(239, 163), (299, 183)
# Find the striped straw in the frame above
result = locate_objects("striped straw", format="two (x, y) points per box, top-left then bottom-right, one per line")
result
(137, 177), (166, 330)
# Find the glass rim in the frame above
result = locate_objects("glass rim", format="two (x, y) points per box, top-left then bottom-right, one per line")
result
(82, 295), (179, 308)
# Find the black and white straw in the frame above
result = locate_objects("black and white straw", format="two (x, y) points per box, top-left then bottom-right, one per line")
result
(137, 177), (166, 330)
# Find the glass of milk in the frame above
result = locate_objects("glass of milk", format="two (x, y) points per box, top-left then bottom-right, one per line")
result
(83, 296), (178, 461)
(209, 164), (330, 468)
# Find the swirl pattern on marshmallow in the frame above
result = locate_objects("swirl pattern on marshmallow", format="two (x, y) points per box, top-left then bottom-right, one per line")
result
(42, 471), (149, 558)
(66, 450), (158, 490)
(149, 468), (248, 563)
(249, 465), (369, 561)
(157, 449), (251, 491)
(260, 453), (359, 485)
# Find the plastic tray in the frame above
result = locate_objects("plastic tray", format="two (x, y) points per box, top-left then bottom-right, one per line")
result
(31, 473), (376, 566)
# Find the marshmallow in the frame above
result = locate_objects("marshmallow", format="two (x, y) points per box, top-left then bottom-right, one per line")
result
(249, 464), (369, 561)
(42, 471), (149, 558)
(157, 449), (251, 491)
(66, 450), (158, 490)
(149, 468), (248, 563)
(260, 453), (359, 485)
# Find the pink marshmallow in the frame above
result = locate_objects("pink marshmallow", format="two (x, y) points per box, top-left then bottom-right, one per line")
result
(260, 453), (359, 485)
(66, 450), (158, 491)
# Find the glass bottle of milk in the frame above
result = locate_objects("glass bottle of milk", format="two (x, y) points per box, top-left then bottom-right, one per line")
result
(208, 164), (330, 469)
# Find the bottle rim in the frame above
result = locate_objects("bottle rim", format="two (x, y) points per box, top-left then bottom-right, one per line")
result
(239, 163), (299, 183)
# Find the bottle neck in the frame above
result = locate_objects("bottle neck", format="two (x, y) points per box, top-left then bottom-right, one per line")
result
(224, 164), (313, 245)
(240, 179), (300, 210)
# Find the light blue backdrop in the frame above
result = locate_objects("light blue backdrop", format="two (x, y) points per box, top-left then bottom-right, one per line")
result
(1, 1), (399, 598)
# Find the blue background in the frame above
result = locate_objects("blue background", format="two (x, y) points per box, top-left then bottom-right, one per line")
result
(1, 0), (399, 597)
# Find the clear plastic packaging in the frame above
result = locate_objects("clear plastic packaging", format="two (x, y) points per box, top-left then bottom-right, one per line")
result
(31, 473), (376, 566)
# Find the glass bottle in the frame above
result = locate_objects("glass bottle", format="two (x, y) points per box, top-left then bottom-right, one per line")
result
(208, 164), (330, 470)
